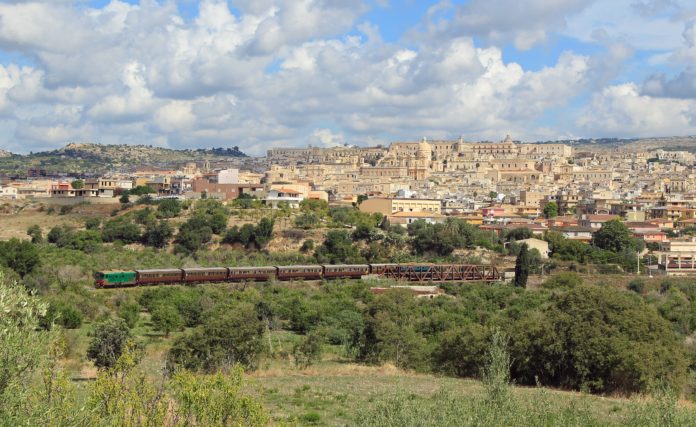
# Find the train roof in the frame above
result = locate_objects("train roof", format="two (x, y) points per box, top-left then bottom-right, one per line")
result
(323, 264), (370, 268)
(136, 268), (183, 274)
(277, 264), (323, 269)
(96, 270), (136, 273)
(228, 266), (277, 270)
(183, 267), (228, 272)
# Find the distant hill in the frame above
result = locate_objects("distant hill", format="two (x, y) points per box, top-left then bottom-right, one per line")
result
(0, 142), (247, 175)
(533, 136), (696, 152)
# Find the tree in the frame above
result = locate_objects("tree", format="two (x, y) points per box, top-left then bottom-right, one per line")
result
(151, 304), (184, 337)
(508, 285), (688, 394)
(86, 318), (132, 369)
(543, 202), (558, 219)
(315, 230), (362, 264)
(119, 193), (130, 204)
(156, 198), (182, 218)
(70, 179), (84, 189)
(84, 217), (101, 230)
(293, 331), (323, 369)
(118, 300), (140, 329)
(101, 217), (141, 244)
(592, 219), (636, 253)
(26, 225), (43, 244)
(0, 238), (40, 277)
(300, 239), (315, 253)
(255, 217), (274, 248)
(294, 212), (320, 230)
(0, 271), (50, 398)
(514, 243), (530, 287)
(141, 220), (173, 248)
(356, 194), (368, 205)
(168, 303), (265, 372)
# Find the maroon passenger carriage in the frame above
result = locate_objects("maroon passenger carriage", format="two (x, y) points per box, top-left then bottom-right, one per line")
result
(136, 269), (183, 285)
(228, 266), (277, 281)
(276, 265), (323, 280)
(323, 264), (370, 278)
(183, 267), (228, 283)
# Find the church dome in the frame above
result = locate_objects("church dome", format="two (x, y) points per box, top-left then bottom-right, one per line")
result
(417, 137), (432, 159)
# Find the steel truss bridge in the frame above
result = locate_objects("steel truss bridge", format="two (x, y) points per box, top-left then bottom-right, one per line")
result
(379, 264), (501, 282)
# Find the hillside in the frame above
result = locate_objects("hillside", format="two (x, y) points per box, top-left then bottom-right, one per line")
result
(0, 142), (246, 175)
(0, 149), (11, 158)
(534, 135), (696, 152)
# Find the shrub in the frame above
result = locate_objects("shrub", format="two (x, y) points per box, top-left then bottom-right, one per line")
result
(87, 318), (132, 369)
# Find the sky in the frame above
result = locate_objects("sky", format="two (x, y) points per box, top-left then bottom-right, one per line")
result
(0, 0), (696, 155)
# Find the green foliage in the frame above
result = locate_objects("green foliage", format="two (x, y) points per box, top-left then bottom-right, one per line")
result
(514, 243), (530, 287)
(48, 225), (103, 252)
(224, 217), (274, 249)
(329, 206), (382, 228)
(352, 223), (382, 242)
(360, 289), (429, 371)
(70, 179), (84, 189)
(169, 367), (269, 426)
(0, 271), (50, 398)
(168, 302), (265, 372)
(542, 272), (583, 289)
(128, 185), (156, 196)
(175, 218), (213, 254)
(151, 303), (184, 337)
(509, 285), (687, 394)
(101, 216), (141, 244)
(118, 193), (130, 204)
(300, 198), (329, 217)
(117, 300), (140, 329)
(505, 227), (533, 241)
(87, 318), (133, 369)
(315, 230), (363, 264)
(231, 192), (261, 209)
(293, 331), (323, 369)
(27, 224), (43, 243)
(39, 300), (83, 330)
(592, 219), (637, 253)
(294, 211), (321, 229)
(409, 218), (492, 256)
(628, 279), (646, 294)
(85, 217), (101, 230)
(0, 238), (40, 277)
(141, 220), (174, 248)
(432, 323), (490, 378)
(156, 198), (182, 218)
(543, 201), (559, 219)
(300, 239), (315, 253)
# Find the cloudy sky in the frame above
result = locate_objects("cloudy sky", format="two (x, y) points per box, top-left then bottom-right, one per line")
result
(0, 0), (695, 155)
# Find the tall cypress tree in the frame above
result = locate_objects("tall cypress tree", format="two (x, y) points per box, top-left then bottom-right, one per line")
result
(514, 243), (530, 288)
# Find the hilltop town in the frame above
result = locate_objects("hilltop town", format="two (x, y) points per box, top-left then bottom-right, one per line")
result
(2, 135), (696, 276)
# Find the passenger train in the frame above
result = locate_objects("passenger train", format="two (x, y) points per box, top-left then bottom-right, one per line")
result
(95, 264), (377, 288)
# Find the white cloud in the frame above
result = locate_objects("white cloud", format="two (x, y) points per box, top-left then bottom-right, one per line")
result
(0, 0), (692, 154)
(577, 83), (696, 136)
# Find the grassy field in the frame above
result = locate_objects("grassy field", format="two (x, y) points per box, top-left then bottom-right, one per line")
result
(54, 301), (693, 427)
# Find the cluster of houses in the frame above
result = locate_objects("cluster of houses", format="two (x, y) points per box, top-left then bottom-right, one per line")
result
(3, 136), (696, 275)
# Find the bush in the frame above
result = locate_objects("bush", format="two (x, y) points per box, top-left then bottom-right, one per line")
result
(0, 238), (40, 277)
(293, 331), (323, 369)
(508, 285), (688, 394)
(156, 198), (182, 218)
(118, 300), (140, 329)
(542, 272), (582, 289)
(300, 239), (315, 253)
(101, 217), (141, 244)
(168, 303), (265, 372)
(87, 318), (132, 369)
